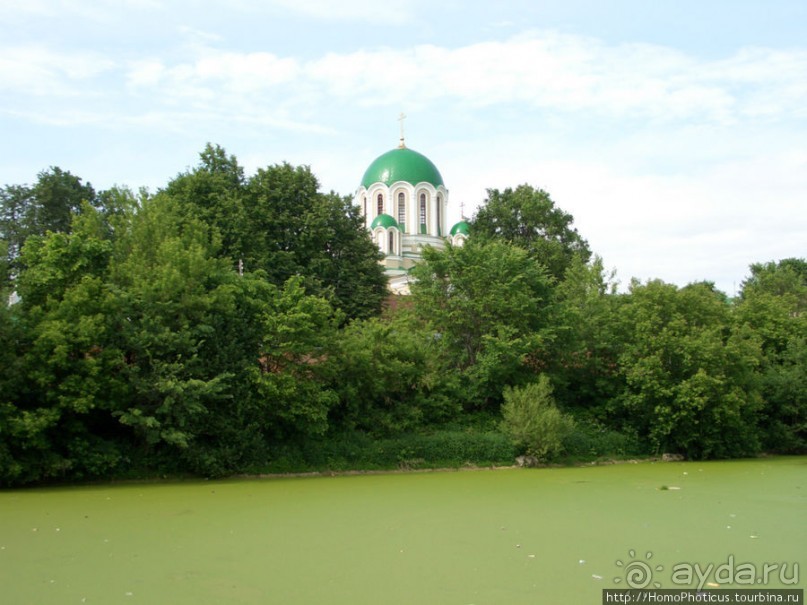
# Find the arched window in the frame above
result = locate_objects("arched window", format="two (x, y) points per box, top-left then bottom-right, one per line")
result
(419, 193), (427, 234)
(436, 195), (442, 236)
(377, 194), (383, 216)
(363, 196), (367, 217)
(397, 192), (405, 229)
(388, 230), (395, 254)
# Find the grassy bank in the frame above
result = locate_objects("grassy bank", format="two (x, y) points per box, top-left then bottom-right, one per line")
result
(251, 419), (647, 475)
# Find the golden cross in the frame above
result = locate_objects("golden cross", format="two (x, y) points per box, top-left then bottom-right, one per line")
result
(398, 112), (407, 147)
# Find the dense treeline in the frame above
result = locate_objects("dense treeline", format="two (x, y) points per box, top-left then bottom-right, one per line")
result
(1, 145), (804, 485)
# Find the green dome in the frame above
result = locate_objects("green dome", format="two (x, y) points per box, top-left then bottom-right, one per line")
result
(361, 147), (444, 188)
(370, 213), (399, 229)
(450, 220), (470, 236)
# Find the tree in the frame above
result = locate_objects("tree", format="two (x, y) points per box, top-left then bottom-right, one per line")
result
(1, 190), (348, 483)
(615, 280), (763, 458)
(3, 206), (125, 484)
(410, 239), (555, 408)
(101, 192), (343, 475)
(162, 143), (248, 262)
(1, 168), (96, 277)
(304, 192), (387, 321)
(548, 255), (624, 413)
(0, 241), (9, 290)
(106, 195), (244, 461)
(251, 276), (341, 440)
(0, 184), (32, 269)
(1, 147), (390, 484)
(16, 203), (113, 310)
(741, 258), (807, 307)
(95, 185), (142, 228)
(499, 376), (575, 461)
(736, 258), (807, 451)
(471, 184), (591, 281)
(326, 313), (460, 435)
(243, 162), (387, 320)
(0, 254), (25, 480)
(30, 167), (97, 235)
(163, 146), (386, 321)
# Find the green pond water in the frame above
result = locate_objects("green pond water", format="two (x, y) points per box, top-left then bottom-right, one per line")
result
(1, 457), (804, 605)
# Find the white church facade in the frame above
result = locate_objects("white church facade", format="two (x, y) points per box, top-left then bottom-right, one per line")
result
(354, 137), (469, 294)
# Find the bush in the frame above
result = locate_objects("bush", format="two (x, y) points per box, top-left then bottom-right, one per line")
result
(499, 376), (575, 461)
(562, 420), (644, 460)
(263, 428), (515, 473)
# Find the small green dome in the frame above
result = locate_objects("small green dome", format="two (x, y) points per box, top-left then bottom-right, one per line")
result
(450, 220), (470, 236)
(361, 147), (444, 188)
(370, 213), (400, 229)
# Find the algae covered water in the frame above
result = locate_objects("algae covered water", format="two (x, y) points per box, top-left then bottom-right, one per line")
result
(1, 457), (804, 604)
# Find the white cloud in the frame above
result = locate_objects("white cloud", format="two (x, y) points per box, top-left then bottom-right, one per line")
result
(0, 46), (114, 96)
(266, 0), (415, 24)
(126, 60), (166, 88)
(301, 32), (807, 124)
(5, 29), (806, 136)
(194, 52), (299, 88)
(176, 26), (224, 48)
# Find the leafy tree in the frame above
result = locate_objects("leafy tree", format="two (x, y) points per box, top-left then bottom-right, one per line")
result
(615, 280), (763, 458)
(30, 167), (97, 235)
(106, 194), (345, 474)
(471, 184), (591, 280)
(2, 206), (125, 484)
(410, 239), (555, 408)
(1, 191), (345, 483)
(243, 162), (386, 319)
(499, 376), (575, 461)
(0, 257), (24, 479)
(1, 168), (96, 277)
(741, 258), (807, 306)
(756, 337), (807, 451)
(548, 255), (624, 412)
(107, 196), (242, 457)
(305, 191), (387, 321)
(0, 184), (32, 268)
(0, 241), (9, 290)
(162, 143), (248, 262)
(243, 162), (317, 283)
(16, 204), (113, 310)
(326, 313), (460, 435)
(95, 185), (142, 229)
(736, 258), (807, 451)
(164, 146), (386, 321)
(251, 276), (341, 440)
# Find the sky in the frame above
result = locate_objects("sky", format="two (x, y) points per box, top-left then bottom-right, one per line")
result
(2, 0), (806, 295)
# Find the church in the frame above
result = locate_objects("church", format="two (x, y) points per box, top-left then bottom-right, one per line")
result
(354, 131), (469, 294)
